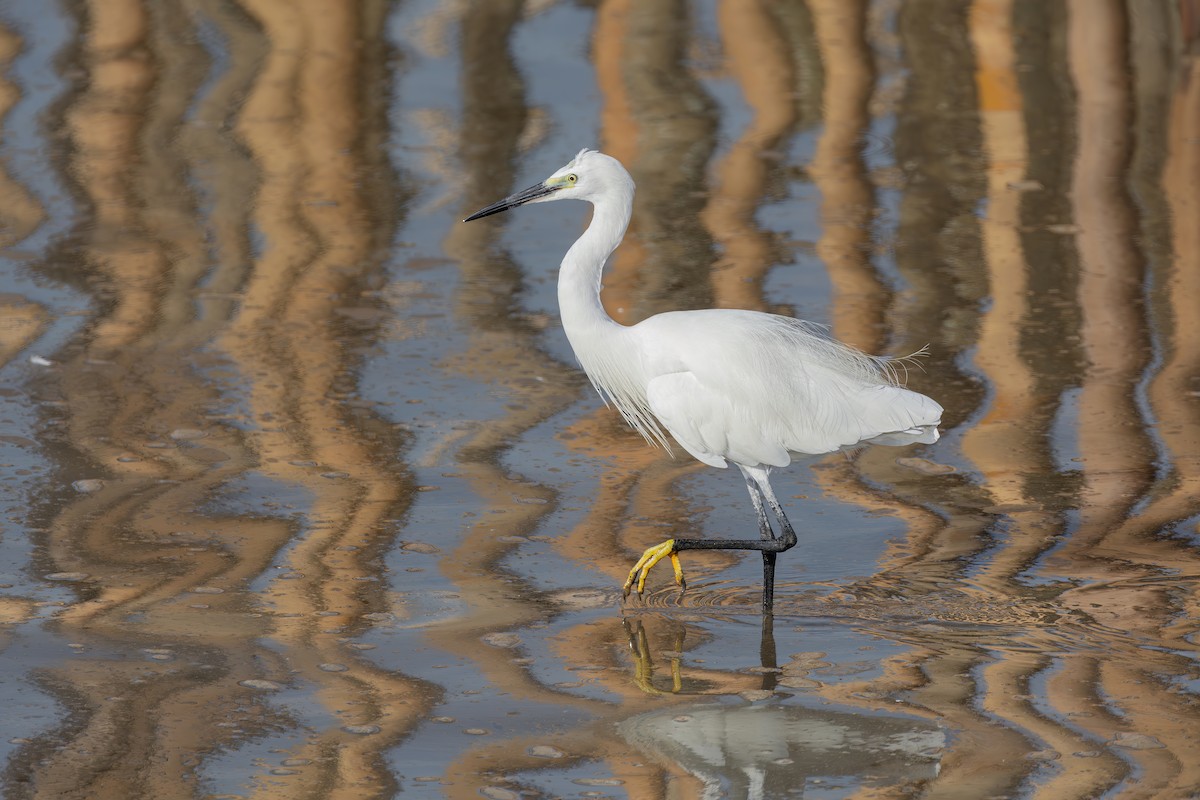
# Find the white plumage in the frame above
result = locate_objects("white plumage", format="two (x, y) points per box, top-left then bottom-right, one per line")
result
(465, 148), (942, 609)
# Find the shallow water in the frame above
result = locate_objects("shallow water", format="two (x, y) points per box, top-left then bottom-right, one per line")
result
(1, 0), (1198, 798)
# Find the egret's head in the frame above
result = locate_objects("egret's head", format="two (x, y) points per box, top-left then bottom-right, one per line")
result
(463, 149), (631, 222)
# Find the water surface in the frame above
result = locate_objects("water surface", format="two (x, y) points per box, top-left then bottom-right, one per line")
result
(1, 1), (1198, 798)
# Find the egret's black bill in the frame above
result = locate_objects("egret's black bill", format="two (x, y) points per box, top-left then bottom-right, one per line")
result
(463, 181), (555, 222)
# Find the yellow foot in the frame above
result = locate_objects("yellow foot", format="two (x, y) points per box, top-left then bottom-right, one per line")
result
(623, 539), (686, 597)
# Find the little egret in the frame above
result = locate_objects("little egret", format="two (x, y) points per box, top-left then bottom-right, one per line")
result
(465, 149), (942, 610)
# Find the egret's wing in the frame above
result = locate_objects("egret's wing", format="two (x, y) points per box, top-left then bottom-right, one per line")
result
(637, 310), (942, 467)
(847, 384), (943, 446)
(647, 372), (788, 469)
(732, 359), (939, 457)
(645, 373), (728, 467)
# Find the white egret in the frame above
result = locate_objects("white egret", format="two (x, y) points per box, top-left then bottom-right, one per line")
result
(465, 149), (942, 609)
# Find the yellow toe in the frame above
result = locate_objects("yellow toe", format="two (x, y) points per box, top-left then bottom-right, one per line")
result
(623, 539), (684, 597)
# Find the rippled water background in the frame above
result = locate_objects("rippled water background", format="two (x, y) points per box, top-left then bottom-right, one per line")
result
(1, 0), (1198, 798)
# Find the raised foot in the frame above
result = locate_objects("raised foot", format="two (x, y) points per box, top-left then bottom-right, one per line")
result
(623, 539), (685, 598)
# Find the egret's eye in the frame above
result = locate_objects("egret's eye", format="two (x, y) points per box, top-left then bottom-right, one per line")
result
(566, 174), (578, 184)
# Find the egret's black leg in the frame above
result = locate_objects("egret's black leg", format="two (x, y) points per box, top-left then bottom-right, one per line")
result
(671, 468), (797, 607)
(672, 467), (797, 552)
(762, 553), (777, 609)
(743, 470), (778, 611)
(623, 467), (798, 611)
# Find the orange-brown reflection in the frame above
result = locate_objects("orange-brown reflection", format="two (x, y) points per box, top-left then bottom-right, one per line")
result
(808, 0), (883, 351)
(424, 0), (592, 720)
(17, 1), (432, 796)
(0, 23), (45, 251)
(220, 3), (436, 796)
(0, 21), (48, 643)
(1153, 15), (1200, 637)
(595, 0), (718, 322)
(810, 3), (1200, 798)
(700, 0), (799, 313)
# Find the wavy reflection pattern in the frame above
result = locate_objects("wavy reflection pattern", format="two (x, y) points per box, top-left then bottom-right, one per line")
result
(0, 0), (1198, 798)
(3, 1), (433, 797)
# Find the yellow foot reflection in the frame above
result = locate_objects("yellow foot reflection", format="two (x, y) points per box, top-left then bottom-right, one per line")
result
(623, 538), (685, 597)
(624, 618), (683, 695)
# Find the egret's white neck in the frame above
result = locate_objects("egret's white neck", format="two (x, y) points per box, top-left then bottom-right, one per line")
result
(553, 180), (668, 449)
(556, 194), (631, 343)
